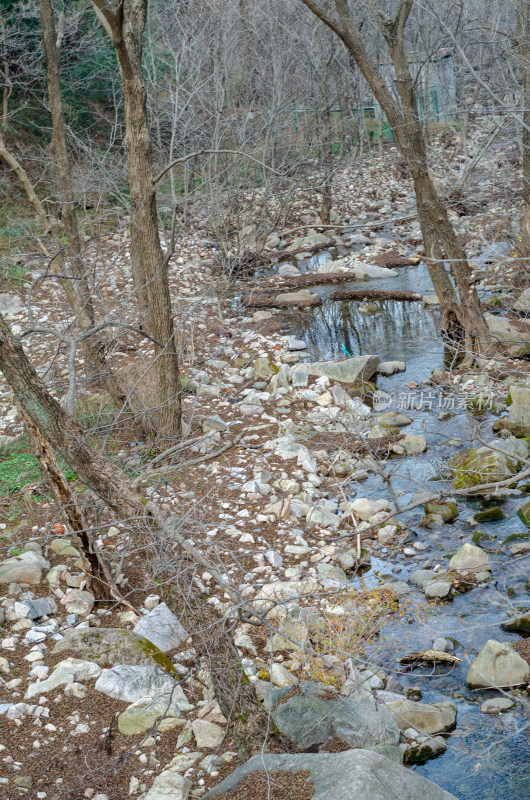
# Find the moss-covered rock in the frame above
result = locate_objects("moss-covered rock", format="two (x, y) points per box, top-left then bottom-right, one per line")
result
(517, 498), (530, 527)
(52, 628), (176, 675)
(473, 507), (505, 522)
(424, 502), (457, 523)
(500, 610), (530, 634)
(449, 447), (519, 491)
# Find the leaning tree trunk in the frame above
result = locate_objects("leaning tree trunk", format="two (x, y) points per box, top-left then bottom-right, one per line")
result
(301, 0), (490, 357)
(385, 23), (490, 355)
(90, 0), (181, 439)
(0, 318), (144, 518)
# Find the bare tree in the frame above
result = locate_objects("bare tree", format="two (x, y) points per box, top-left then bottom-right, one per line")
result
(90, 0), (182, 439)
(301, 0), (490, 357)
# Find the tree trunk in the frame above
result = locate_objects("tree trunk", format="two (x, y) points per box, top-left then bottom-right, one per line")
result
(0, 7), (10, 130)
(0, 317), (265, 734)
(91, 0), (182, 439)
(517, 0), (530, 261)
(37, 0), (143, 428)
(301, 0), (490, 356)
(0, 318), (144, 519)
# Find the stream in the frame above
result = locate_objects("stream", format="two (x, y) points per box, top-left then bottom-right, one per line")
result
(252, 246), (530, 798)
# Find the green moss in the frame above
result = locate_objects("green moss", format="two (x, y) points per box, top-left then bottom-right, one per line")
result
(517, 499), (530, 527)
(473, 507), (505, 522)
(0, 442), (41, 496)
(503, 532), (530, 544)
(450, 447), (517, 491)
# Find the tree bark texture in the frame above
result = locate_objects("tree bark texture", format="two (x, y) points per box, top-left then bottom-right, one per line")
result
(91, 0), (182, 438)
(517, 0), (530, 261)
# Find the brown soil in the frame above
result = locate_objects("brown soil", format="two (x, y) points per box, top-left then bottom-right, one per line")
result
(274, 685), (302, 706)
(213, 769), (314, 800)
(512, 637), (530, 666)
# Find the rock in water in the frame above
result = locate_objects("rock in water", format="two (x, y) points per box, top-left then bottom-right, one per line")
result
(480, 697), (514, 714)
(466, 639), (530, 688)
(500, 610), (530, 634)
(449, 542), (491, 573)
(291, 355), (380, 385)
(376, 361), (406, 376)
(133, 602), (187, 652)
(449, 446), (520, 491)
(204, 750), (459, 799)
(384, 698), (457, 734)
(392, 434), (427, 456)
(275, 289), (320, 306)
(424, 502), (457, 522)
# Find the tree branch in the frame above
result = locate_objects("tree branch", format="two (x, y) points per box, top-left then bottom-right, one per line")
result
(153, 149), (284, 185)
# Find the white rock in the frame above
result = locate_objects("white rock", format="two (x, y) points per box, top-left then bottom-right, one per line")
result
(133, 602), (187, 652)
(26, 658), (101, 699)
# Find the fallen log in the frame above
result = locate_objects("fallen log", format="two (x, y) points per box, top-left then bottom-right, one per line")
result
(330, 289), (422, 302)
(255, 270), (359, 290)
(398, 650), (462, 666)
(244, 293), (322, 309)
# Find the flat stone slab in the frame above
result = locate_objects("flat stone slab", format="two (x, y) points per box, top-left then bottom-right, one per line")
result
(94, 665), (192, 710)
(204, 749), (459, 799)
(480, 697), (515, 714)
(292, 355), (379, 385)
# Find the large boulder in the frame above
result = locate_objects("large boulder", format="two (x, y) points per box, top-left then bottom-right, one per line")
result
(271, 682), (400, 752)
(449, 444), (521, 492)
(0, 550), (49, 585)
(448, 542), (491, 573)
(94, 665), (192, 709)
(291, 356), (380, 385)
(204, 750), (459, 800)
(466, 639), (530, 688)
(384, 698), (456, 735)
(53, 628), (176, 674)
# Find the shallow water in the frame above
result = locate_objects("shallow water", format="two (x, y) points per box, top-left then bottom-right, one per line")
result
(268, 250), (530, 798)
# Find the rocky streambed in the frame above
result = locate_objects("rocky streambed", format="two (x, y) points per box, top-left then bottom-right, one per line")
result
(233, 244), (530, 799)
